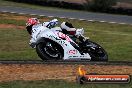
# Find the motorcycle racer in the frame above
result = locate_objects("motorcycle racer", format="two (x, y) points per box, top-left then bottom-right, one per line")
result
(26, 18), (58, 35)
(26, 18), (58, 48)
(26, 18), (86, 48)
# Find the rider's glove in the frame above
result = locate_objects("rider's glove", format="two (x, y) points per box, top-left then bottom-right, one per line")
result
(75, 28), (84, 38)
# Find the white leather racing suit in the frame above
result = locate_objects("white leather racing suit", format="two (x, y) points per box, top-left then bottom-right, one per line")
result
(29, 19), (58, 48)
(30, 24), (45, 44)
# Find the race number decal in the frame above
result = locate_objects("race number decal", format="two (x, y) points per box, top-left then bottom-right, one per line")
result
(68, 50), (77, 55)
(57, 32), (71, 42)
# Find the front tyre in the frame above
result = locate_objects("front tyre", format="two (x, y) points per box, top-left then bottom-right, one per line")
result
(36, 39), (64, 61)
(85, 41), (108, 61)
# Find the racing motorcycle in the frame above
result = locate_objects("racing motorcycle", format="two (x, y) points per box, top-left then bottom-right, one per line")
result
(35, 27), (108, 61)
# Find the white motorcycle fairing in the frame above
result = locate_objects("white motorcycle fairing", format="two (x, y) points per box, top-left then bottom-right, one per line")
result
(35, 27), (91, 61)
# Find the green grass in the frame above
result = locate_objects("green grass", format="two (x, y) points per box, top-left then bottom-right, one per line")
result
(0, 13), (132, 61)
(0, 0), (79, 12)
(0, 80), (131, 88)
(0, 28), (39, 60)
(0, 19), (25, 26)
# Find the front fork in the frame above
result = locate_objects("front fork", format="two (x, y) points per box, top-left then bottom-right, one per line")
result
(71, 35), (90, 53)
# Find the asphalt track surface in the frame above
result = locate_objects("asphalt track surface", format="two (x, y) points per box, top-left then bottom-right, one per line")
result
(0, 60), (132, 66)
(0, 6), (132, 24)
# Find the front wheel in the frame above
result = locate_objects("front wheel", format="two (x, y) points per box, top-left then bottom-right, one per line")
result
(84, 40), (108, 61)
(36, 39), (64, 61)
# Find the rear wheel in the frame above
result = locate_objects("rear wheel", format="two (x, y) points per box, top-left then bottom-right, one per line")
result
(36, 39), (64, 61)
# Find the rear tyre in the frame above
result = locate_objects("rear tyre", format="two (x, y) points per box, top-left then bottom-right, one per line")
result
(36, 39), (64, 61)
